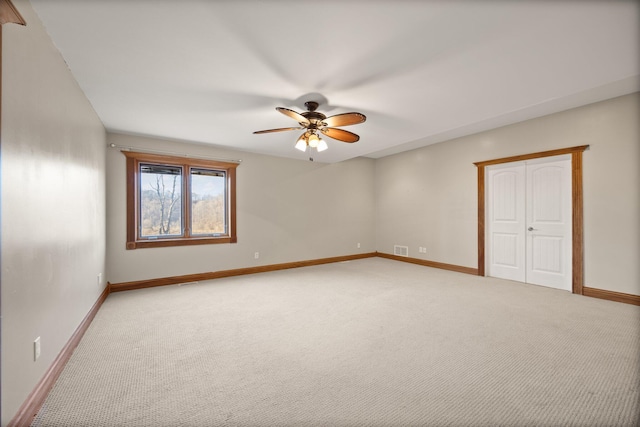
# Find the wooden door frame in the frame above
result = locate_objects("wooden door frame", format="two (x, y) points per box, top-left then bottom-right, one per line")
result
(474, 145), (589, 294)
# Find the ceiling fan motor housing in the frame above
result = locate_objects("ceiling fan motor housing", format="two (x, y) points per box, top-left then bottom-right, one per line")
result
(301, 102), (326, 128)
(301, 112), (326, 128)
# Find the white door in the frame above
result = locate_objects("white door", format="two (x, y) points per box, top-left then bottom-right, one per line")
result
(487, 155), (572, 291)
(487, 162), (526, 282)
(525, 157), (572, 290)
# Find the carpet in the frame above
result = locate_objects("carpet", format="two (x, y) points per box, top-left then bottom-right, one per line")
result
(32, 258), (640, 426)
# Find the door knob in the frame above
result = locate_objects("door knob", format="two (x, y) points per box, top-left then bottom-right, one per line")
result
(528, 227), (536, 231)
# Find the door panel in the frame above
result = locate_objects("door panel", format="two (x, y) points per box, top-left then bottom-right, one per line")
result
(487, 164), (525, 282)
(531, 236), (562, 272)
(493, 233), (519, 268)
(526, 158), (572, 290)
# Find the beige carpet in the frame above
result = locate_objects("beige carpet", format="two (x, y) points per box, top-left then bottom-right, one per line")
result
(32, 258), (640, 426)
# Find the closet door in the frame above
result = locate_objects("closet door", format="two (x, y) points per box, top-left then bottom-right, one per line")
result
(487, 162), (526, 282)
(487, 155), (572, 291)
(525, 157), (572, 290)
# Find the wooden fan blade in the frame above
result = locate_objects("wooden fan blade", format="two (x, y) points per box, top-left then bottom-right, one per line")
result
(323, 112), (366, 127)
(276, 107), (310, 125)
(253, 127), (303, 134)
(320, 127), (360, 143)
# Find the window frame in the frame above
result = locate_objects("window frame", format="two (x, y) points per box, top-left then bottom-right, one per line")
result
(124, 151), (238, 249)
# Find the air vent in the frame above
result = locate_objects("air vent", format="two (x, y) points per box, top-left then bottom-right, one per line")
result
(394, 245), (409, 257)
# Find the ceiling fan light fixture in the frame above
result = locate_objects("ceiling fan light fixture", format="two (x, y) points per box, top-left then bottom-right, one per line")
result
(295, 137), (307, 152)
(308, 133), (320, 148)
(317, 139), (328, 152)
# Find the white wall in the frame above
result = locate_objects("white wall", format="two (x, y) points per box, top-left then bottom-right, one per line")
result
(106, 133), (376, 284)
(1, 0), (107, 423)
(375, 93), (640, 296)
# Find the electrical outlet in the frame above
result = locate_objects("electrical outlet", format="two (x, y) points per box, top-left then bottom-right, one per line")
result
(357, 242), (361, 248)
(97, 273), (102, 285)
(254, 252), (259, 259)
(34, 337), (41, 361)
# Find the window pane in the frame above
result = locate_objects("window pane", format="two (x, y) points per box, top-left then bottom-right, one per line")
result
(191, 168), (226, 235)
(140, 164), (183, 237)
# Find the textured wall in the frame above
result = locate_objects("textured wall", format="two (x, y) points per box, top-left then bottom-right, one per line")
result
(375, 93), (640, 296)
(105, 133), (376, 284)
(1, 0), (107, 423)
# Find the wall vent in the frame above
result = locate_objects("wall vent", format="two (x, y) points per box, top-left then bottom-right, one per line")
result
(394, 245), (409, 257)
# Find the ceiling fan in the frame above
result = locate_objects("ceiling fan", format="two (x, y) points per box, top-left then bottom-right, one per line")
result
(253, 101), (366, 153)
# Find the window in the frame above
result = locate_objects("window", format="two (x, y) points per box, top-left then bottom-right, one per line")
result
(124, 151), (238, 249)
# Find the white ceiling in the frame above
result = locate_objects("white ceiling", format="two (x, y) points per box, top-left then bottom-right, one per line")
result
(30, 0), (639, 163)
